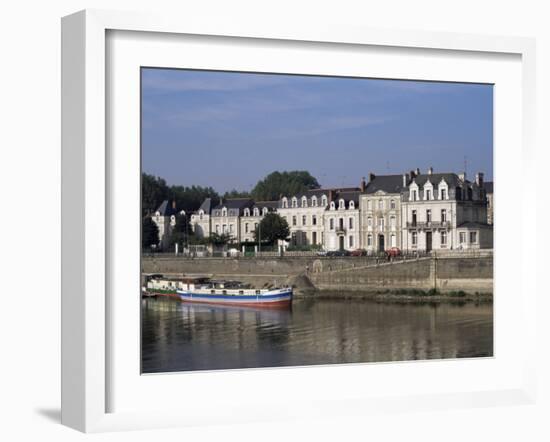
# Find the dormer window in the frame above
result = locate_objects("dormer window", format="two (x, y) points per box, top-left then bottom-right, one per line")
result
(221, 208), (227, 217)
(291, 197), (298, 208)
(321, 196), (328, 206)
(301, 196), (307, 208)
(253, 208), (259, 217)
(339, 199), (345, 209)
(262, 207), (268, 216)
(425, 189), (431, 200)
(349, 201), (355, 210)
(282, 198), (288, 208)
(244, 208), (250, 217)
(199, 210), (204, 220)
(330, 201), (335, 210)
(312, 196), (318, 207)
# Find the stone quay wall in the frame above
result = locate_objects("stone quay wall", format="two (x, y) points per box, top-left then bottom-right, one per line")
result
(142, 254), (493, 294)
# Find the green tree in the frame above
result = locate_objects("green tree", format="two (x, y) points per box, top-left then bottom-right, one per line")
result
(251, 171), (320, 201)
(253, 213), (290, 245)
(142, 217), (159, 250)
(142, 173), (169, 216)
(205, 232), (234, 246)
(170, 185), (219, 214)
(168, 213), (192, 250)
(223, 189), (251, 199)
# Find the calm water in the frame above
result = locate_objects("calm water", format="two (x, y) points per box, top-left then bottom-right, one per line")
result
(141, 296), (493, 373)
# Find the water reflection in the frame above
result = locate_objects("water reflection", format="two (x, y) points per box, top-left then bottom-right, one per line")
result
(141, 297), (493, 373)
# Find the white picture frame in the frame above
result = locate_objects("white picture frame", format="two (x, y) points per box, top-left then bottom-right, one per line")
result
(61, 9), (537, 433)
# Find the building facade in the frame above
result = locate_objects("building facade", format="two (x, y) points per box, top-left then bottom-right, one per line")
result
(187, 169), (493, 252)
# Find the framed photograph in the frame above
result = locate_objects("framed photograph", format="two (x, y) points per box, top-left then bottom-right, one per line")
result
(61, 9), (537, 432)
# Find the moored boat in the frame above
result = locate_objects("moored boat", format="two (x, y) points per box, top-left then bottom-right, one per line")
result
(176, 286), (293, 308)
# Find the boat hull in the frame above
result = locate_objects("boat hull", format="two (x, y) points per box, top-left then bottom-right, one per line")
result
(176, 289), (292, 308)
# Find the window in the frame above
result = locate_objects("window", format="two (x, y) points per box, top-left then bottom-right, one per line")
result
(441, 231), (447, 246)
(312, 215), (317, 226)
(441, 188), (447, 200)
(222, 224), (227, 233)
(245, 223), (249, 233)
(215, 224), (220, 234)
(292, 216), (297, 226)
(330, 202), (335, 210)
(470, 231), (478, 244)
(412, 231), (417, 246)
(412, 190), (417, 201)
(349, 236), (354, 247)
(321, 196), (328, 206)
(229, 224), (234, 233)
(292, 197), (297, 208)
(282, 198), (288, 208)
(378, 199), (384, 210)
(390, 199), (396, 209)
(367, 200), (372, 210)
(254, 223), (258, 231)
(312, 232), (317, 245)
(459, 232), (466, 244)
(349, 201), (355, 210)
(441, 209), (447, 223)
(312, 196), (318, 207)
(222, 208), (227, 217)
(349, 217), (353, 229)
(330, 218), (334, 230)
(199, 211), (204, 220)
(378, 217), (385, 230)
(412, 210), (417, 225)
(426, 209), (431, 223)
(390, 216), (396, 230)
(367, 217), (372, 227)
(367, 234), (373, 246)
(253, 208), (259, 217)
(302, 215), (307, 226)
(262, 207), (268, 216)
(302, 196), (307, 208)
(390, 234), (396, 248)
(244, 208), (250, 217)
(426, 189), (431, 200)
(339, 199), (345, 209)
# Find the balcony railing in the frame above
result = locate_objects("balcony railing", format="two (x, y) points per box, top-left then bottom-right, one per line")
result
(406, 221), (450, 229)
(335, 226), (346, 235)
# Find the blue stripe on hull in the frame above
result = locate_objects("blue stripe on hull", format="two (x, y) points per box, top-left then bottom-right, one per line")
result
(176, 289), (292, 303)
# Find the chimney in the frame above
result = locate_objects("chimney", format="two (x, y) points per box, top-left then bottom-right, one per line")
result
(328, 189), (334, 202)
(368, 172), (376, 182)
(360, 177), (367, 192)
(402, 174), (407, 187)
(427, 167), (433, 175)
(415, 167), (420, 176)
(410, 170), (416, 178)
(475, 172), (484, 187)
(458, 172), (466, 182)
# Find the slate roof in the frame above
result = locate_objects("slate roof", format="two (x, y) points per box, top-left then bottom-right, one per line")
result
(155, 200), (177, 217)
(253, 201), (279, 210)
(484, 181), (494, 193)
(198, 197), (212, 213)
(212, 198), (254, 210)
(334, 190), (360, 205)
(457, 221), (493, 229)
(410, 173), (463, 188)
(365, 175), (406, 194)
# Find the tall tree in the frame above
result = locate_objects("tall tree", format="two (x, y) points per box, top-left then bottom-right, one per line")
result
(251, 171), (320, 201)
(142, 173), (169, 216)
(170, 184), (219, 214)
(253, 213), (290, 245)
(168, 213), (193, 250)
(142, 217), (159, 250)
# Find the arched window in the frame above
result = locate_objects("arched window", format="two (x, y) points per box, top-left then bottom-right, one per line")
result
(282, 198), (288, 208)
(321, 195), (328, 206)
(244, 208), (250, 217)
(221, 208), (227, 217)
(367, 234), (373, 247)
(262, 207), (268, 216)
(199, 210), (204, 220)
(253, 208), (259, 217)
(349, 201), (355, 210)
(312, 196), (318, 207)
(330, 201), (335, 210)
(339, 199), (345, 209)
(378, 199), (384, 210)
(390, 199), (396, 209)
(291, 197), (298, 208)
(301, 196), (308, 208)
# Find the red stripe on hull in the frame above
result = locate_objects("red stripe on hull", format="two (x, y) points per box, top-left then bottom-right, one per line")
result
(179, 298), (292, 309)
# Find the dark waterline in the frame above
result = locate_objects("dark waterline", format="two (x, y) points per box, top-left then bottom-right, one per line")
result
(141, 296), (493, 373)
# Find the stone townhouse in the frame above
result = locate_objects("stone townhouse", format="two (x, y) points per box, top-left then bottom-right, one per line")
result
(322, 189), (362, 251)
(239, 201), (279, 243)
(152, 200), (182, 249)
(209, 198), (254, 243)
(189, 197), (212, 238)
(401, 169), (490, 251)
(359, 173), (405, 253)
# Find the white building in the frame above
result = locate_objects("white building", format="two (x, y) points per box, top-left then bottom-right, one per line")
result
(152, 200), (178, 250)
(239, 201), (279, 243)
(401, 169), (490, 251)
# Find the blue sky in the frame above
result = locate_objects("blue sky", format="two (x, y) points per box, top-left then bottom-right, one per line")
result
(142, 68), (493, 192)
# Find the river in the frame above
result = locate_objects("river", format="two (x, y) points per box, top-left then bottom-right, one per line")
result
(141, 296), (493, 373)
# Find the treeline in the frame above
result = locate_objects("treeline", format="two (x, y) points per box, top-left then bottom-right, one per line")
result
(142, 170), (320, 216)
